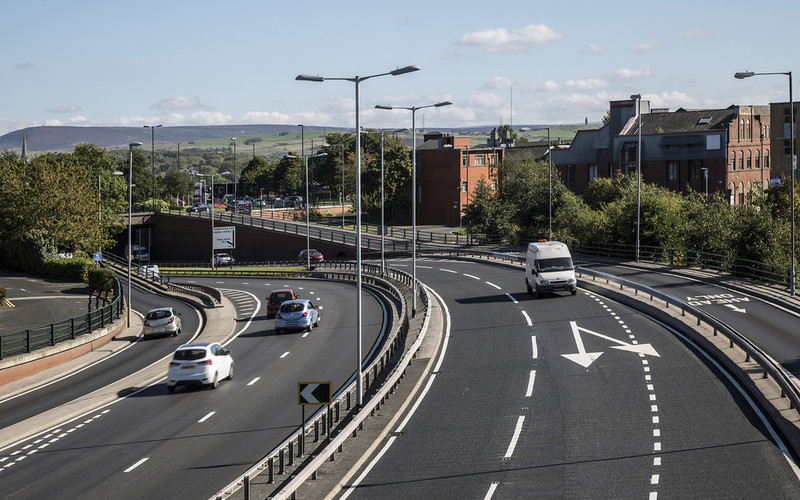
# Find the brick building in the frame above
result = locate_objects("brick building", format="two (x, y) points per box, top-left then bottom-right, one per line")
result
(550, 98), (771, 204)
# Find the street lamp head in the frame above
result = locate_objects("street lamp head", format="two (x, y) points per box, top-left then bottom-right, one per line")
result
(390, 65), (420, 76)
(129, 142), (143, 148)
(111, 171), (124, 176)
(375, 104), (394, 110)
(630, 94), (641, 100)
(734, 71), (755, 79)
(220, 171), (230, 175)
(435, 101), (453, 107)
(296, 74), (325, 82)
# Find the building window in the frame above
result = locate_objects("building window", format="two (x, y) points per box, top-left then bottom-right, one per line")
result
(566, 165), (575, 186)
(746, 119), (751, 140)
(621, 142), (637, 162)
(738, 150), (744, 169)
(746, 150), (752, 169)
(740, 119), (745, 139)
(755, 150), (760, 169)
(588, 164), (598, 181)
(689, 159), (700, 179)
(764, 149), (770, 169)
(667, 161), (678, 181)
(461, 181), (468, 192)
(491, 179), (497, 190)
(739, 181), (745, 205)
(489, 154), (496, 165)
(474, 155), (484, 166)
(462, 152), (469, 166)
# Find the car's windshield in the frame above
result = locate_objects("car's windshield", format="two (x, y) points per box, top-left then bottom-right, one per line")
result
(280, 302), (305, 313)
(535, 257), (573, 272)
(174, 349), (206, 361)
(146, 310), (171, 320)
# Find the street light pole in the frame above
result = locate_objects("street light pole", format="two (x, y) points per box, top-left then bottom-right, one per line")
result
(143, 124), (161, 211)
(127, 142), (143, 327)
(297, 64), (420, 408)
(630, 94), (642, 262)
(199, 172), (229, 268)
(231, 137), (237, 202)
(375, 100), (452, 317)
(288, 152), (327, 270)
(735, 70), (795, 294)
(548, 127), (552, 241)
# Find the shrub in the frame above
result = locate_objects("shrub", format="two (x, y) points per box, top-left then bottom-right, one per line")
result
(0, 229), (58, 274)
(0, 285), (6, 303)
(88, 268), (116, 294)
(42, 257), (95, 281)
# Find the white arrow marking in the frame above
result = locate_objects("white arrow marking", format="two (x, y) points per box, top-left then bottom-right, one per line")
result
(724, 304), (747, 313)
(562, 322), (605, 368)
(300, 384), (319, 404)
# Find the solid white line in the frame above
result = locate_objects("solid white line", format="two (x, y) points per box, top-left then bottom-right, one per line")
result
(247, 377), (260, 386)
(198, 412), (215, 423)
(486, 282), (501, 289)
(504, 416), (525, 458)
(484, 482), (500, 500)
(525, 370), (536, 397)
(124, 457), (148, 473)
(531, 336), (538, 359)
(506, 293), (518, 304)
(280, 352), (290, 358)
(521, 311), (532, 326)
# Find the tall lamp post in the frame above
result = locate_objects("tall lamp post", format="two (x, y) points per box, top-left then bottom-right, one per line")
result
(231, 137), (237, 202)
(126, 142), (143, 327)
(198, 172), (229, 267)
(143, 124), (162, 211)
(288, 152), (327, 270)
(375, 100), (452, 317)
(547, 127), (552, 240)
(297, 64), (420, 407)
(735, 70), (794, 295)
(630, 94), (642, 262)
(98, 171), (123, 261)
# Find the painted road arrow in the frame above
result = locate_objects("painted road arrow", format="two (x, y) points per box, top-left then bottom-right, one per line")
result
(562, 321), (660, 368)
(298, 381), (332, 405)
(724, 304), (747, 313)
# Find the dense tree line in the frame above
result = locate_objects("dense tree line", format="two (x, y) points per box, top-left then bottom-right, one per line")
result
(464, 154), (797, 269)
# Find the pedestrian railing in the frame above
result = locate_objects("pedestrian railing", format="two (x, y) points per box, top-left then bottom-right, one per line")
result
(0, 277), (123, 360)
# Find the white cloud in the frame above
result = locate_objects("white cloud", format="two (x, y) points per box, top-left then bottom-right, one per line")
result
(683, 28), (711, 38)
(46, 104), (82, 113)
(484, 77), (514, 90)
(614, 68), (653, 79)
(151, 96), (205, 111)
(633, 41), (662, 53)
(240, 111), (294, 123)
(588, 43), (607, 53)
(459, 23), (563, 53)
(564, 79), (608, 91)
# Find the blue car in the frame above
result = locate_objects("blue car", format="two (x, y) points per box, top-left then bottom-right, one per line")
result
(275, 299), (320, 334)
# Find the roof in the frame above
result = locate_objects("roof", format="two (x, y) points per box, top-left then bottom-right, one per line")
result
(622, 107), (737, 136)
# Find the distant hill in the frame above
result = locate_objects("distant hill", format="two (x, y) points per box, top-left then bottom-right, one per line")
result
(0, 123), (599, 155)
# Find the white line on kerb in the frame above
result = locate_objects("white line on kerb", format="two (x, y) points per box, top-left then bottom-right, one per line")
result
(504, 416), (525, 458)
(198, 412), (215, 423)
(526, 370), (536, 397)
(124, 457), (148, 473)
(484, 482), (500, 499)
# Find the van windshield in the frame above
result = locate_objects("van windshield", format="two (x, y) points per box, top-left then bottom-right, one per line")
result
(536, 257), (573, 272)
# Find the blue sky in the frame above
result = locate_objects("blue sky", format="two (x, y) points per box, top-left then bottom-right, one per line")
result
(2, 0), (797, 137)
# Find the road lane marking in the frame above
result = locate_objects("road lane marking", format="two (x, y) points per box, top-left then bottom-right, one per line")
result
(484, 482), (500, 499)
(440, 268), (457, 273)
(463, 273), (480, 280)
(504, 416), (525, 458)
(247, 377), (260, 386)
(506, 293), (518, 304)
(280, 352), (290, 358)
(525, 370), (536, 397)
(198, 412), (215, 423)
(531, 336), (538, 359)
(124, 458), (149, 473)
(485, 282), (501, 289)
(521, 311), (532, 326)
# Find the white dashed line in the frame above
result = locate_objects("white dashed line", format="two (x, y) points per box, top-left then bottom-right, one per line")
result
(521, 311), (532, 326)
(124, 458), (149, 473)
(198, 412), (215, 423)
(248, 377), (260, 386)
(531, 336), (538, 359)
(525, 370), (536, 397)
(504, 416), (525, 458)
(440, 268), (457, 273)
(463, 273), (480, 280)
(280, 352), (290, 358)
(485, 282), (501, 290)
(484, 482), (500, 499)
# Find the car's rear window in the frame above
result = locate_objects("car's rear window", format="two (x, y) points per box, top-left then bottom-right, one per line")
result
(271, 292), (293, 304)
(174, 349), (206, 361)
(146, 310), (171, 320)
(280, 302), (304, 313)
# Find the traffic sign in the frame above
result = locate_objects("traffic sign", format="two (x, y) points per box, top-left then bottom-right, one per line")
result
(298, 382), (331, 405)
(212, 226), (235, 250)
(93, 253), (102, 262)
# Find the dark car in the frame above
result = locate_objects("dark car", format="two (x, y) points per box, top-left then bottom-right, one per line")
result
(187, 204), (210, 213)
(298, 249), (324, 264)
(266, 289), (299, 319)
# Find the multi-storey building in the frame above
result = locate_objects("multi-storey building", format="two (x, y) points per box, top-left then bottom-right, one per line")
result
(550, 98), (771, 204)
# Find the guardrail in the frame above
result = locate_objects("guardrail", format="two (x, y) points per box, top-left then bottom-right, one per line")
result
(576, 266), (800, 411)
(210, 263), (428, 500)
(0, 277), (123, 360)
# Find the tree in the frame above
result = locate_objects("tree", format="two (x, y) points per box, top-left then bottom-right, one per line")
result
(239, 156), (276, 197)
(359, 130), (412, 221)
(272, 154), (304, 195)
(463, 177), (513, 242)
(163, 169), (194, 203)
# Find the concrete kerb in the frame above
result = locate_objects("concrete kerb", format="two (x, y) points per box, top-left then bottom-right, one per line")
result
(0, 283), (237, 453)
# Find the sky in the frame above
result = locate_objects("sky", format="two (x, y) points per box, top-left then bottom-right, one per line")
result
(2, 0), (798, 138)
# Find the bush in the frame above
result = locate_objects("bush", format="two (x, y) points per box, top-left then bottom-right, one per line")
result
(0, 229), (58, 274)
(41, 257), (95, 281)
(0, 285), (6, 302)
(88, 268), (116, 294)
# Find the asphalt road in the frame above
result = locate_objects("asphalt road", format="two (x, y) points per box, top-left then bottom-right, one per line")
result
(337, 257), (800, 499)
(0, 277), (387, 500)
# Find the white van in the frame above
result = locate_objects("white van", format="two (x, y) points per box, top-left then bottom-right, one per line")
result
(525, 241), (577, 298)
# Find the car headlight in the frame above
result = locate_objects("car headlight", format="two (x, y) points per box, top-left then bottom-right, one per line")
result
(568, 278), (576, 284)
(540, 279), (550, 285)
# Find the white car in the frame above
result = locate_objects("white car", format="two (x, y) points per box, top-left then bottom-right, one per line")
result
(275, 299), (319, 334)
(139, 264), (160, 279)
(142, 307), (181, 338)
(167, 342), (233, 393)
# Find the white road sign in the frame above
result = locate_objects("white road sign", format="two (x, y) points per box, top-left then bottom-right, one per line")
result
(213, 226), (235, 250)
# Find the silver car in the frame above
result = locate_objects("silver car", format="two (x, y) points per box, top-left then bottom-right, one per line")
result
(143, 307), (182, 338)
(275, 299), (319, 334)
